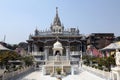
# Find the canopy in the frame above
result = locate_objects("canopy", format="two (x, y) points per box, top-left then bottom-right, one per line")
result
(0, 44), (10, 50)
(100, 41), (120, 51)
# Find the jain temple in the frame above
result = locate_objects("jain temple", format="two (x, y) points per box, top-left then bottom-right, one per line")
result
(27, 7), (86, 75)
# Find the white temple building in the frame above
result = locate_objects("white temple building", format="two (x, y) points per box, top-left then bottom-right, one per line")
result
(27, 7), (86, 68)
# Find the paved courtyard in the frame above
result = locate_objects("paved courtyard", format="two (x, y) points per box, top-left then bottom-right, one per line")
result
(17, 70), (106, 80)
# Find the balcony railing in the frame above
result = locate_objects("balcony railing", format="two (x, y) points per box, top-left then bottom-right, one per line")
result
(45, 60), (70, 66)
(70, 51), (81, 56)
(48, 56), (67, 60)
(34, 59), (44, 62)
(70, 58), (80, 61)
(31, 52), (44, 56)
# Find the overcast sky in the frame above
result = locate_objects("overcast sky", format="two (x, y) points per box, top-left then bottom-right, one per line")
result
(0, 0), (120, 44)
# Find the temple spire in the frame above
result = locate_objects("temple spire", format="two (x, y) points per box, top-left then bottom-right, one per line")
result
(56, 7), (58, 17)
(53, 7), (61, 26)
(50, 7), (64, 33)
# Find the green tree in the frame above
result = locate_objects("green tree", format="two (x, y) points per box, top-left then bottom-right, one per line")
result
(22, 56), (33, 66)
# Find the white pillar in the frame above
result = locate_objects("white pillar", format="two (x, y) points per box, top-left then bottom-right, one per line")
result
(32, 43), (34, 54)
(44, 46), (49, 61)
(53, 59), (55, 74)
(112, 72), (114, 80)
(34, 44), (38, 52)
(71, 66), (74, 75)
(66, 46), (70, 60)
(119, 72), (120, 80)
(28, 44), (30, 52)
(42, 66), (46, 75)
(61, 65), (64, 74)
(117, 72), (120, 80)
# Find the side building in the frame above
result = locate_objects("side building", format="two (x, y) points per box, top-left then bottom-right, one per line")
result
(86, 33), (114, 49)
(27, 8), (86, 66)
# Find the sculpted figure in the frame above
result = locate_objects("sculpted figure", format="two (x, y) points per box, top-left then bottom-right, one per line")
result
(56, 51), (60, 61)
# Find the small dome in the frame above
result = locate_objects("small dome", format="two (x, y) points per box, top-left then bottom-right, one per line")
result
(53, 41), (62, 48)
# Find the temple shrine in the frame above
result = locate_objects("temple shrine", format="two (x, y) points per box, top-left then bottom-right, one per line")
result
(27, 7), (86, 73)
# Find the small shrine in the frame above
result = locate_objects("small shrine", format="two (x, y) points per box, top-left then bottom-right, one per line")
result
(42, 41), (71, 76)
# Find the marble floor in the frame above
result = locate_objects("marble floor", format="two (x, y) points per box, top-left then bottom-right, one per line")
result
(17, 69), (106, 80)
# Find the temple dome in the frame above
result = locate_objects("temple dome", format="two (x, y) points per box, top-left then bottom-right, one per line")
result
(53, 41), (62, 48)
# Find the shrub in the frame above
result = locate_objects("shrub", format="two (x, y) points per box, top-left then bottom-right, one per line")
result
(56, 67), (61, 75)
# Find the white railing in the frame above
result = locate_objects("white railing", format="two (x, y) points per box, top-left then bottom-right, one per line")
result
(70, 51), (80, 56)
(45, 61), (53, 65)
(62, 61), (70, 65)
(45, 60), (70, 66)
(2, 66), (34, 80)
(34, 59), (44, 62)
(48, 56), (67, 60)
(31, 52), (44, 56)
(82, 65), (110, 79)
(71, 58), (79, 61)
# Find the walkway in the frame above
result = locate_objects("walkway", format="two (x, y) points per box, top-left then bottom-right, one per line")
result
(17, 70), (106, 80)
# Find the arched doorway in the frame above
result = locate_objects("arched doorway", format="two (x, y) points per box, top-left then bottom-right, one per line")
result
(55, 50), (61, 56)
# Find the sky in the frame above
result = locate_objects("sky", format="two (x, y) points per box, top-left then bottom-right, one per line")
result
(0, 0), (120, 44)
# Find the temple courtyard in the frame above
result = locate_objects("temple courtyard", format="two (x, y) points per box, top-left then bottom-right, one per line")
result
(17, 68), (106, 80)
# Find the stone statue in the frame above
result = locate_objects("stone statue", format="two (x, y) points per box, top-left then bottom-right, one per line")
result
(56, 51), (60, 61)
(115, 49), (120, 66)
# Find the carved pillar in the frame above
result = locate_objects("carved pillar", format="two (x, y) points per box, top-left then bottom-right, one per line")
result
(32, 43), (34, 53)
(28, 44), (30, 53)
(34, 44), (38, 52)
(117, 73), (120, 80)
(61, 65), (64, 74)
(66, 46), (70, 60)
(44, 46), (49, 61)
